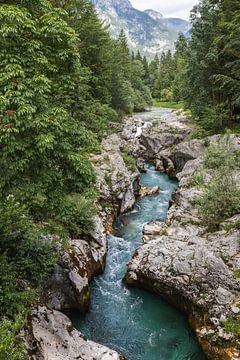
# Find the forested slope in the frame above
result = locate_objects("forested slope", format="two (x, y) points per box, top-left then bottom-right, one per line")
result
(0, 0), (151, 357)
(152, 0), (240, 135)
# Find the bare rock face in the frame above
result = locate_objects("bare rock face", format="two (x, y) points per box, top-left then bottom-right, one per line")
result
(92, 133), (140, 216)
(29, 306), (125, 360)
(41, 215), (107, 313)
(139, 114), (190, 161)
(167, 139), (205, 174)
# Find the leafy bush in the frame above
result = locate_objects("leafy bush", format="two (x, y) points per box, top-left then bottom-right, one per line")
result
(0, 196), (57, 318)
(190, 124), (210, 139)
(197, 139), (240, 230)
(0, 196), (32, 256)
(121, 151), (136, 171)
(0, 315), (28, 360)
(0, 255), (36, 316)
(197, 170), (240, 230)
(189, 171), (204, 187)
(16, 239), (57, 287)
(56, 194), (96, 238)
(203, 139), (240, 169)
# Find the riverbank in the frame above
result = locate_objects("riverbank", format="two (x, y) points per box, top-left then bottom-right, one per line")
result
(125, 112), (240, 360)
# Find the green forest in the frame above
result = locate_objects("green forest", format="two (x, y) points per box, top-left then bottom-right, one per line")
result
(151, 0), (240, 135)
(0, 0), (239, 358)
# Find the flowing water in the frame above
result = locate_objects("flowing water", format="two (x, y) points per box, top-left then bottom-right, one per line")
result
(73, 109), (207, 360)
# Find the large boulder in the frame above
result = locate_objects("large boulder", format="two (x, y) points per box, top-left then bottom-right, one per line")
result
(42, 216), (107, 313)
(29, 306), (125, 360)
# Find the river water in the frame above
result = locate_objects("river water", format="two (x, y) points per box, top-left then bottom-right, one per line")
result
(73, 109), (206, 360)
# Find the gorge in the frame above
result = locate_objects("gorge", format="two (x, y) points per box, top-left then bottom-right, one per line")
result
(30, 107), (240, 360)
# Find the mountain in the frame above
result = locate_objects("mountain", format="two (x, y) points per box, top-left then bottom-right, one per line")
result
(91, 0), (190, 59)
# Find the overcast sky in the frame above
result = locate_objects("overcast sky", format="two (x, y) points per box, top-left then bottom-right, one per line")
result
(131, 0), (199, 20)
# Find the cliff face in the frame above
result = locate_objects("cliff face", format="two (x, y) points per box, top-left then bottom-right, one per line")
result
(91, 0), (190, 59)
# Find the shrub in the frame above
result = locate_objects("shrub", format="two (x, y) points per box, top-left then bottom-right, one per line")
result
(121, 151), (136, 171)
(16, 238), (57, 287)
(203, 139), (240, 170)
(0, 196), (32, 256)
(0, 315), (28, 360)
(189, 171), (204, 187)
(0, 255), (36, 316)
(197, 139), (240, 230)
(56, 194), (96, 238)
(197, 169), (240, 230)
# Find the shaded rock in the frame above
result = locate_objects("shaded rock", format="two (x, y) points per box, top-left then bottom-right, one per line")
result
(168, 139), (205, 175)
(92, 133), (140, 215)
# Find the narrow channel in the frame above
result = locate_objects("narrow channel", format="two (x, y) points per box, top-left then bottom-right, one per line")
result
(73, 158), (207, 359)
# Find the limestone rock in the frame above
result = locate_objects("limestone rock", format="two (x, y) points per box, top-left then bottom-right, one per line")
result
(139, 185), (160, 197)
(29, 306), (125, 360)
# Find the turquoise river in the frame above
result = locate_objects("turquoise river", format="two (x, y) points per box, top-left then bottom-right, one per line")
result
(73, 109), (207, 360)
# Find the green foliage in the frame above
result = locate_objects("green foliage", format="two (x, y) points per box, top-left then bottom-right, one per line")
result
(233, 269), (240, 279)
(204, 138), (240, 169)
(56, 194), (97, 238)
(110, 30), (152, 114)
(0, 0), (152, 356)
(197, 139), (240, 230)
(0, 315), (28, 360)
(121, 150), (136, 171)
(223, 318), (240, 336)
(0, 1), (97, 225)
(189, 171), (204, 187)
(0, 255), (36, 316)
(197, 170), (240, 230)
(152, 1), (240, 133)
(153, 99), (185, 110)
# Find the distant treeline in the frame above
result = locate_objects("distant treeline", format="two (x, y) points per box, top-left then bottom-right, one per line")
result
(146, 0), (240, 135)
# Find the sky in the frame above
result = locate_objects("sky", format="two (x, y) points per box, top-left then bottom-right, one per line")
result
(131, 0), (199, 20)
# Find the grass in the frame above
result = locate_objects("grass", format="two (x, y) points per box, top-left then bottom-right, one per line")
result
(153, 99), (185, 110)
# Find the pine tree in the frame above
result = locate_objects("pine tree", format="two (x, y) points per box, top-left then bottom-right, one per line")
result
(148, 54), (160, 96)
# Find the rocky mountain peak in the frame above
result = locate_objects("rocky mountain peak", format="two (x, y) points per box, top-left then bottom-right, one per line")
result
(144, 9), (163, 21)
(91, 0), (190, 59)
